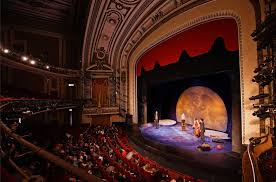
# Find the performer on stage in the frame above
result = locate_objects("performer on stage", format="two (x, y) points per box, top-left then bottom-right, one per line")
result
(154, 111), (159, 129)
(199, 118), (206, 142)
(193, 118), (200, 137)
(181, 113), (186, 130)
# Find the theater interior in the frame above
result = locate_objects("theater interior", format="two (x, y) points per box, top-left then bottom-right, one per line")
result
(0, 0), (275, 182)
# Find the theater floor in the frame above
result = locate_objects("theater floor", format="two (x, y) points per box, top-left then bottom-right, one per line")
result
(126, 124), (242, 182)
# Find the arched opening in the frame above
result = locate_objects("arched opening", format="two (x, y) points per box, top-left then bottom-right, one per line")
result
(135, 18), (241, 153)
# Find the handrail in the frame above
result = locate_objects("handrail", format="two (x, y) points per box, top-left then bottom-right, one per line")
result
(0, 54), (81, 78)
(247, 144), (256, 182)
(0, 99), (82, 120)
(0, 121), (102, 182)
(243, 134), (273, 182)
(0, 150), (30, 180)
(0, 102), (10, 109)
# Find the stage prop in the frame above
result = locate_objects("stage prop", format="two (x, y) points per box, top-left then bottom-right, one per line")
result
(140, 123), (231, 153)
(158, 119), (177, 126)
(176, 86), (228, 132)
(205, 129), (230, 139)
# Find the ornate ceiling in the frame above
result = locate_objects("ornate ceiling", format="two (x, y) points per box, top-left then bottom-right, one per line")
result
(83, 0), (212, 72)
(2, 0), (213, 69)
(2, 0), (90, 33)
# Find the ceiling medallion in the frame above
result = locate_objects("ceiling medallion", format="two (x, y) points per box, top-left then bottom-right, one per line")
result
(108, 18), (117, 25)
(96, 47), (106, 60)
(116, 4), (123, 10)
(102, 34), (109, 40)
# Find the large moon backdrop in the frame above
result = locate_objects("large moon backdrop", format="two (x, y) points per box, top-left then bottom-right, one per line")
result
(176, 86), (228, 132)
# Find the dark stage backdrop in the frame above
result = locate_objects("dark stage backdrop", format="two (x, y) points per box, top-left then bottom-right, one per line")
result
(136, 18), (238, 76)
(148, 73), (233, 136)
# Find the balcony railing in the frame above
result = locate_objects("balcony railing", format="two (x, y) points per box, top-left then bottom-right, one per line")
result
(0, 47), (81, 77)
(0, 121), (102, 182)
(0, 98), (82, 120)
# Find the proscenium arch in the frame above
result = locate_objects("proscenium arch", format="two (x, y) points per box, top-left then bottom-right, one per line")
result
(133, 12), (242, 125)
(128, 5), (258, 152)
(133, 16), (239, 132)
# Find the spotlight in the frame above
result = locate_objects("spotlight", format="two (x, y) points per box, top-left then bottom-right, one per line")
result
(249, 93), (269, 100)
(256, 112), (272, 119)
(21, 56), (28, 61)
(46, 65), (50, 69)
(253, 103), (275, 108)
(30, 60), (36, 65)
(3, 49), (10, 53)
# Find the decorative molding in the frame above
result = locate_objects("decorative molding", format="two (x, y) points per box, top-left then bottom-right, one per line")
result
(118, 0), (141, 5)
(116, 0), (211, 71)
(87, 47), (113, 73)
(133, 11), (241, 61)
(83, 0), (140, 69)
(83, 107), (119, 115)
(151, 10), (165, 23)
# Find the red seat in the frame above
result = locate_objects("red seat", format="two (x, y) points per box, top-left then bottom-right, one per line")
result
(143, 170), (153, 182)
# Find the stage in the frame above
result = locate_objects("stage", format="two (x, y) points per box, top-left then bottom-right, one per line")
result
(126, 122), (241, 182)
(140, 122), (231, 153)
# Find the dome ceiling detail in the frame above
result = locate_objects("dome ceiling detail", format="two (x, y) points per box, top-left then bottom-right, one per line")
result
(83, 0), (211, 71)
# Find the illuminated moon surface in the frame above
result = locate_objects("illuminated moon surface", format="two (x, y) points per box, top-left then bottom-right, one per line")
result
(176, 86), (228, 132)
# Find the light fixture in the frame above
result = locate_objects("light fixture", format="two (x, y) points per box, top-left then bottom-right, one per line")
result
(69, 109), (73, 112)
(22, 56), (28, 61)
(68, 83), (75, 87)
(30, 60), (36, 65)
(3, 49), (10, 53)
(46, 65), (50, 69)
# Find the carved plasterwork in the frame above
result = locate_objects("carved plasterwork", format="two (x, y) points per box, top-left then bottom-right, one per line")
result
(87, 47), (113, 73)
(83, 107), (119, 115)
(83, 0), (212, 69)
(83, 0), (212, 114)
(83, 0), (141, 69)
(83, 0), (259, 148)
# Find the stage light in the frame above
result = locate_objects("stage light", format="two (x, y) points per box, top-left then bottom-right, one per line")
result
(253, 103), (275, 108)
(21, 56), (28, 61)
(69, 109), (73, 112)
(68, 83), (75, 87)
(252, 108), (268, 116)
(46, 65), (50, 69)
(30, 60), (36, 65)
(256, 112), (272, 119)
(249, 93), (269, 100)
(3, 49), (10, 53)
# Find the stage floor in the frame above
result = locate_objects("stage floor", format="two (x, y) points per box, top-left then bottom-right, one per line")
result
(140, 123), (231, 153)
